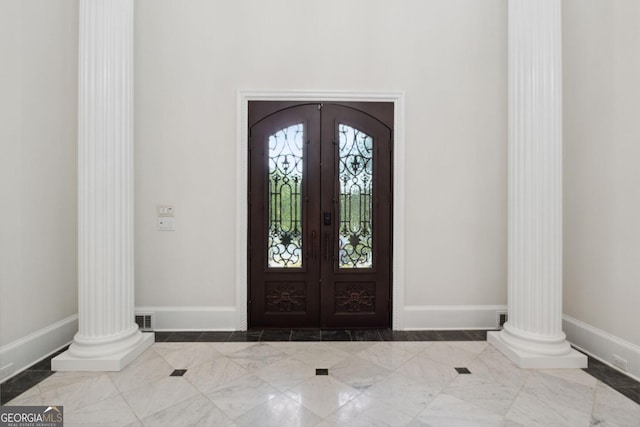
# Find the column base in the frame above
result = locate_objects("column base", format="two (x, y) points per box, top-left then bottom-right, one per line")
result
(52, 332), (154, 371)
(488, 330), (587, 369)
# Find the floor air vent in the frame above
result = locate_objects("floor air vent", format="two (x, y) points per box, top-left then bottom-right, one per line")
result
(135, 313), (154, 331)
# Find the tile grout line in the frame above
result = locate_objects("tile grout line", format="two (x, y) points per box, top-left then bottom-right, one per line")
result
(589, 373), (600, 423)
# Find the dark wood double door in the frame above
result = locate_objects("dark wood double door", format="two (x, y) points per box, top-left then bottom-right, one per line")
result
(249, 102), (393, 328)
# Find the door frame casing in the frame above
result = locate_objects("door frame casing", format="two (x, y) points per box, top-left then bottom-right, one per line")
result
(236, 90), (406, 330)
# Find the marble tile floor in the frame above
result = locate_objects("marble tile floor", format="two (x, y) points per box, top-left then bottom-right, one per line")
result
(1, 332), (639, 426)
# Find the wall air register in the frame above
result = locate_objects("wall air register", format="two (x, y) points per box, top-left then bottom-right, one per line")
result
(497, 312), (508, 329)
(135, 313), (154, 331)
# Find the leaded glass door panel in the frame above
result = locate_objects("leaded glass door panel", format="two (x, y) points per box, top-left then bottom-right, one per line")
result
(249, 102), (392, 328)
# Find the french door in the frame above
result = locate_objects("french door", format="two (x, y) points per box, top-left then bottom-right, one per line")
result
(248, 102), (393, 328)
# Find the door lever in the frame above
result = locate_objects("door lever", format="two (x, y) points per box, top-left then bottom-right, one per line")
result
(323, 212), (332, 226)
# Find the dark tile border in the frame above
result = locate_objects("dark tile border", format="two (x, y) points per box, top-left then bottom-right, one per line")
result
(350, 330), (384, 341)
(197, 332), (233, 342)
(2, 332), (639, 407)
(228, 330), (262, 342)
(0, 346), (67, 405)
(381, 330), (444, 341)
(261, 330), (293, 342)
(160, 331), (203, 342)
(154, 329), (489, 343)
(320, 330), (352, 341)
(616, 386), (640, 403)
(578, 349), (640, 404)
(291, 330), (321, 341)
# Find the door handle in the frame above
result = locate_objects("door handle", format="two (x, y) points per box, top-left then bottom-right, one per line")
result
(323, 212), (332, 226)
(311, 230), (316, 260)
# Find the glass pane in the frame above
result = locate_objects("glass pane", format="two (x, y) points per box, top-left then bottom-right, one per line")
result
(268, 124), (304, 268)
(338, 124), (373, 268)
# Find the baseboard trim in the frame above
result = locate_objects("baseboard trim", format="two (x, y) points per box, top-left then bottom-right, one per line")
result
(403, 305), (507, 330)
(139, 305), (507, 332)
(0, 314), (77, 383)
(135, 306), (237, 331)
(563, 314), (640, 382)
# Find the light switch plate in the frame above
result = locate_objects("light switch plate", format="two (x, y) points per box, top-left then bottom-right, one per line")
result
(157, 205), (174, 217)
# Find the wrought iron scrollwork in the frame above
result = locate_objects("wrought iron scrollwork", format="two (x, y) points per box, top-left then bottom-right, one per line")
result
(338, 124), (373, 268)
(268, 124), (304, 268)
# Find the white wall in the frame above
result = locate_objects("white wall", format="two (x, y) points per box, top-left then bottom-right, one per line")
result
(563, 0), (640, 348)
(0, 0), (78, 378)
(134, 0), (508, 322)
(1, 0), (638, 381)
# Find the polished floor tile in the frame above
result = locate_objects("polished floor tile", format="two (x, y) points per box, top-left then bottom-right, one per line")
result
(2, 337), (639, 426)
(141, 394), (233, 427)
(206, 374), (280, 419)
(122, 376), (200, 419)
(64, 394), (139, 427)
(356, 341), (422, 370)
(329, 355), (393, 390)
(324, 393), (415, 426)
(234, 393), (322, 427)
(591, 381), (640, 427)
(444, 372), (521, 416)
(363, 372), (439, 417)
(287, 343), (352, 369)
(412, 393), (505, 427)
(286, 375), (360, 417)
(253, 356), (316, 392)
(505, 370), (595, 426)
(183, 356), (249, 395)
(109, 354), (174, 393)
(41, 374), (120, 413)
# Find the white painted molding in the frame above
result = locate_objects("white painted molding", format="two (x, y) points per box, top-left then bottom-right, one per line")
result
(0, 315), (77, 382)
(136, 306), (237, 331)
(564, 315), (640, 382)
(236, 90), (406, 331)
(403, 305), (507, 330)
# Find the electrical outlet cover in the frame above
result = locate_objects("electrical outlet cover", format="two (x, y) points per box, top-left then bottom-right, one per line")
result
(157, 217), (176, 231)
(612, 354), (628, 372)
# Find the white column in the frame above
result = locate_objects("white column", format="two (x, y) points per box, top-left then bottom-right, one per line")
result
(53, 0), (153, 371)
(487, 0), (586, 368)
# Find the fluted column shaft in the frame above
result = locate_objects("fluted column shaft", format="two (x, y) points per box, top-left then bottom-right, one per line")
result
(502, 0), (567, 355)
(72, 0), (141, 359)
(488, 0), (586, 368)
